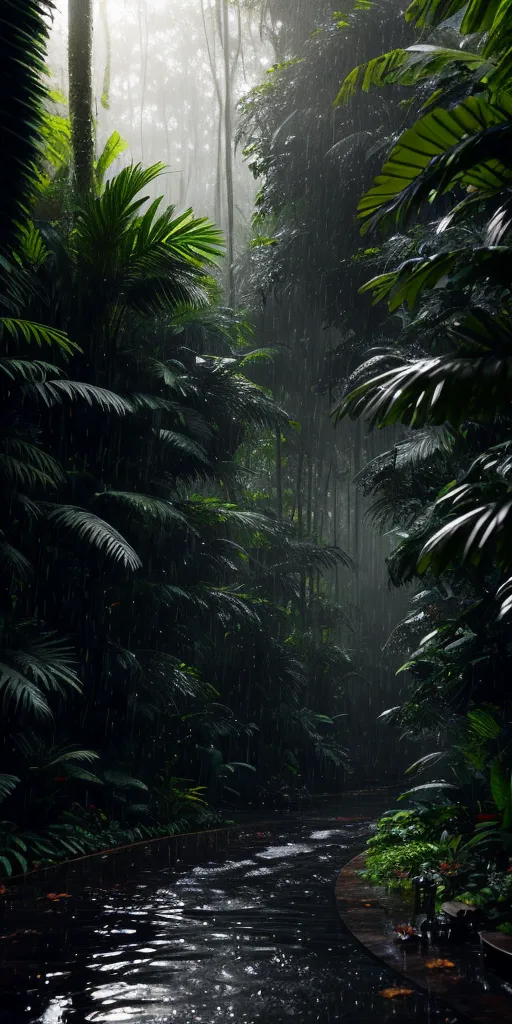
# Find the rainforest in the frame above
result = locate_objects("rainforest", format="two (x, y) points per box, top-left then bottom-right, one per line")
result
(3, 1), (512, 1011)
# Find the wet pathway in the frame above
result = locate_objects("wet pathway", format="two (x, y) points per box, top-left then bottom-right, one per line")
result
(3, 802), (466, 1023)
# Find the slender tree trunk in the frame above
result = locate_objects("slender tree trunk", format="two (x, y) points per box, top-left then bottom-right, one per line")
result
(215, 120), (223, 226)
(200, 0), (224, 226)
(99, 0), (111, 111)
(222, 0), (236, 306)
(307, 456), (314, 613)
(138, 0), (149, 162)
(353, 420), (362, 605)
(333, 461), (339, 604)
(275, 427), (283, 520)
(68, 0), (94, 199)
(296, 448), (306, 629)
(306, 455), (313, 538)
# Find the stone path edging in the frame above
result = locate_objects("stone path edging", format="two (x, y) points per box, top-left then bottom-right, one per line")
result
(335, 853), (511, 1024)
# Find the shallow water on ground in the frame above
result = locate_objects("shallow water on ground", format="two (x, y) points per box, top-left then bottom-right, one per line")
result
(2, 803), (467, 1023)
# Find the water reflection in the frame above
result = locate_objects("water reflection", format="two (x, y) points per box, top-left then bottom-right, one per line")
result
(2, 809), (468, 1023)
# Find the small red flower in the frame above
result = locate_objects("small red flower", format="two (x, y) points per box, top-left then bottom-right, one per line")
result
(88, 804), (96, 810)
(395, 924), (416, 936)
(439, 861), (461, 876)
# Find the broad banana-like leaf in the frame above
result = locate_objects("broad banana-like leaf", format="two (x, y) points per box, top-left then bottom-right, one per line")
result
(360, 247), (512, 310)
(336, 45), (486, 105)
(359, 95), (512, 231)
(405, 0), (501, 35)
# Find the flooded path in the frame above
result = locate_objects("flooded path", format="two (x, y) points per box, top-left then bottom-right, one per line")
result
(3, 801), (466, 1023)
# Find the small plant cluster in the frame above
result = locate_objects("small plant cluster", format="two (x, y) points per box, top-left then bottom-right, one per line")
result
(0, 794), (230, 876)
(364, 795), (512, 931)
(0, 799), (228, 877)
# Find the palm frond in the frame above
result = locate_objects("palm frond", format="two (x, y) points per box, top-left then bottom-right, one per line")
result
(32, 379), (133, 414)
(5, 633), (81, 694)
(1, 439), (64, 489)
(0, 776), (20, 803)
(287, 541), (354, 572)
(155, 429), (209, 464)
(140, 653), (214, 702)
(1, 318), (77, 354)
(0, 542), (33, 579)
(103, 770), (148, 791)
(333, 352), (512, 429)
(1, 0), (53, 253)
(394, 427), (456, 468)
(95, 491), (190, 529)
(0, 662), (51, 718)
(43, 505), (142, 570)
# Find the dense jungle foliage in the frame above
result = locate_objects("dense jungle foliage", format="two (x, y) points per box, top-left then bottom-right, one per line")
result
(333, 0), (512, 922)
(238, 0), (512, 926)
(0, 0), (355, 876)
(7, 0), (512, 923)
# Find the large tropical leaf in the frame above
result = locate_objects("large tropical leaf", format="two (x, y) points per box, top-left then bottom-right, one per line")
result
(358, 95), (512, 231)
(417, 479), (512, 576)
(360, 246), (512, 310)
(333, 306), (512, 427)
(95, 130), (128, 191)
(405, 0), (502, 34)
(336, 45), (486, 105)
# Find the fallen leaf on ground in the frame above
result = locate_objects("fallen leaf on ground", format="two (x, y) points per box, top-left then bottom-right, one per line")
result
(46, 892), (71, 901)
(0, 929), (41, 941)
(380, 987), (414, 999)
(425, 958), (455, 970)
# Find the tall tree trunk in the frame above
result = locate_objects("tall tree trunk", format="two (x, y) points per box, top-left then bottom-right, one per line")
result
(275, 427), (283, 520)
(200, 0), (224, 227)
(296, 448), (306, 629)
(333, 461), (339, 603)
(353, 420), (362, 606)
(222, 0), (236, 306)
(68, 0), (94, 199)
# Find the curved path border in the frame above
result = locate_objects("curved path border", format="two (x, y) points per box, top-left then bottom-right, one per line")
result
(335, 853), (511, 1024)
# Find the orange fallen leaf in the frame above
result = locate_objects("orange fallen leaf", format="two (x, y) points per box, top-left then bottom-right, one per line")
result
(425, 958), (455, 970)
(0, 886), (6, 896)
(46, 892), (71, 902)
(380, 987), (414, 999)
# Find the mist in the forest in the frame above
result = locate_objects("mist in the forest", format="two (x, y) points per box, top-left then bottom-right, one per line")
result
(47, 1), (272, 238)
(45, 0), (414, 780)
